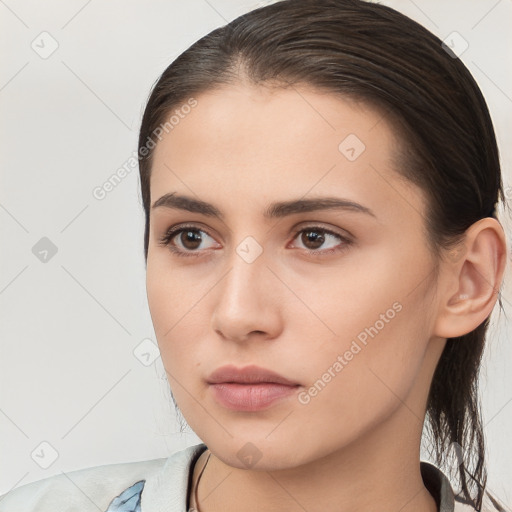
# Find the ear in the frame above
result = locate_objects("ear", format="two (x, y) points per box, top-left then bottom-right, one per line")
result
(433, 217), (508, 339)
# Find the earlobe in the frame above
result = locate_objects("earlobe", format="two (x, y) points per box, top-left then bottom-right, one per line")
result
(433, 218), (508, 339)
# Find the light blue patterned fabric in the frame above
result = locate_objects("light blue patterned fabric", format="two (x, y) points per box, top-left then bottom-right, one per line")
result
(104, 480), (145, 512)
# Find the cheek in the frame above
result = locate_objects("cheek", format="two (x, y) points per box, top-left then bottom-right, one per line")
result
(146, 263), (187, 358)
(292, 245), (434, 394)
(288, 250), (419, 351)
(146, 260), (211, 376)
(297, 274), (432, 434)
(146, 271), (207, 421)
(286, 299), (431, 466)
(146, 254), (202, 329)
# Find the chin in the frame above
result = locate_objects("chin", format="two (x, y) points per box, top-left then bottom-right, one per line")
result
(205, 435), (316, 472)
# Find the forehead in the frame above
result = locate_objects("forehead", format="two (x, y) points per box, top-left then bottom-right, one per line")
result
(149, 84), (421, 221)
(152, 83), (397, 162)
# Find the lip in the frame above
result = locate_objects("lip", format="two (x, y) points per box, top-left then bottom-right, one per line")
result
(207, 365), (301, 411)
(207, 364), (300, 386)
(209, 383), (299, 411)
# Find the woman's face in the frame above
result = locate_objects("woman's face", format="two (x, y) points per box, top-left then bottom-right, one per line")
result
(146, 84), (446, 470)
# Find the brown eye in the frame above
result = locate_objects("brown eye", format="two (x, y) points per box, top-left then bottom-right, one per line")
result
(290, 226), (352, 257)
(158, 225), (218, 258)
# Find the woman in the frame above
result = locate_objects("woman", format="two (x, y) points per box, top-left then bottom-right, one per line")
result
(1, 0), (509, 511)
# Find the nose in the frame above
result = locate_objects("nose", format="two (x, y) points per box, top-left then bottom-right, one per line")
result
(210, 249), (283, 344)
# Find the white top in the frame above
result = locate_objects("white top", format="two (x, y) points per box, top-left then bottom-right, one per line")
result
(0, 443), (500, 511)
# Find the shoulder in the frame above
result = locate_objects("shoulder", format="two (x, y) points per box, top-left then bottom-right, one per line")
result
(0, 443), (207, 512)
(0, 458), (165, 512)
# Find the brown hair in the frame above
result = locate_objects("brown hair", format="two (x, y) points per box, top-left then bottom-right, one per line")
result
(137, 0), (509, 509)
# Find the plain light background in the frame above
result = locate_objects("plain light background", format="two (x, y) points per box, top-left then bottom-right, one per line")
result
(1, 0), (511, 504)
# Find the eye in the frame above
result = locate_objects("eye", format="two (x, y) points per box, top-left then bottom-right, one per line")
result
(158, 224), (219, 258)
(289, 225), (352, 257)
(158, 223), (352, 258)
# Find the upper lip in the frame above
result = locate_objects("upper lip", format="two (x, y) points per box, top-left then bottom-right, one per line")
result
(207, 364), (300, 386)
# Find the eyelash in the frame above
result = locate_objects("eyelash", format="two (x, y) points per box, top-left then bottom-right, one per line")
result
(158, 223), (352, 259)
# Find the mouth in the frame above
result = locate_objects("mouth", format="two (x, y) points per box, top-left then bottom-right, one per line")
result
(208, 382), (300, 411)
(207, 364), (301, 411)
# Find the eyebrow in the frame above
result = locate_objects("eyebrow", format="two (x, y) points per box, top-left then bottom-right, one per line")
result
(151, 192), (376, 219)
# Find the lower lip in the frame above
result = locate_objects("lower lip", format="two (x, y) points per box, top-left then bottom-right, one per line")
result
(209, 383), (299, 411)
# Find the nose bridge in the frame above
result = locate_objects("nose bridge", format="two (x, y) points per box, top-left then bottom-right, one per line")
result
(221, 235), (269, 307)
(211, 234), (280, 340)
